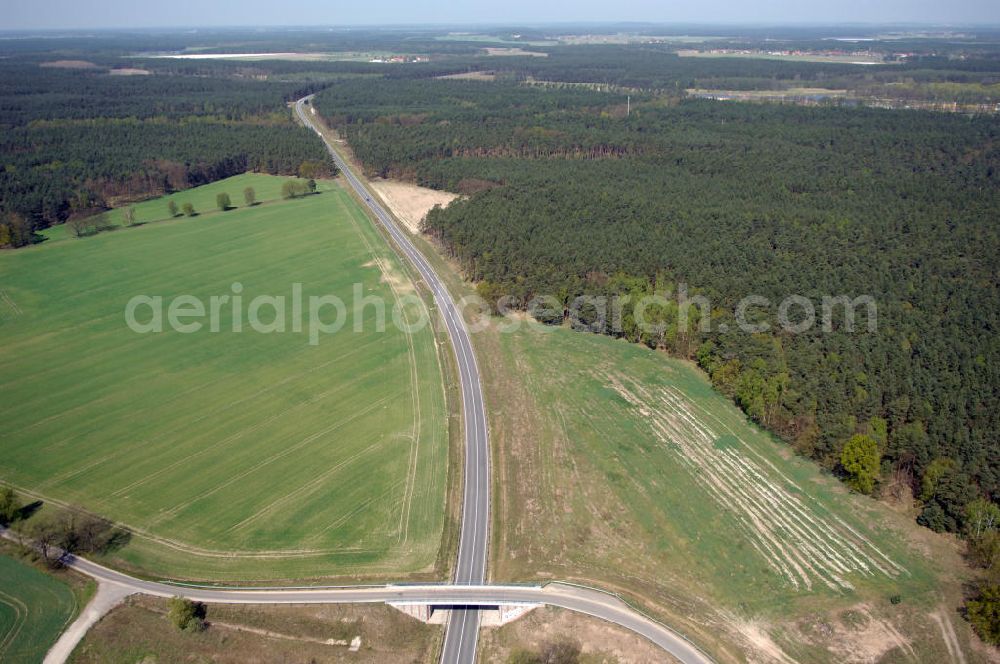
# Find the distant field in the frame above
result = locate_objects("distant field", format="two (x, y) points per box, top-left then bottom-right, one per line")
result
(687, 87), (849, 99)
(1, 175), (449, 581)
(677, 49), (891, 64)
(435, 33), (557, 46)
(148, 52), (398, 62)
(0, 555), (77, 662)
(479, 321), (973, 662)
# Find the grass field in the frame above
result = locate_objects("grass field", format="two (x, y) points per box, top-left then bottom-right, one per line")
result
(0, 554), (78, 663)
(70, 595), (441, 664)
(474, 319), (983, 663)
(39, 173), (302, 244)
(0, 174), (450, 581)
(676, 49), (892, 65)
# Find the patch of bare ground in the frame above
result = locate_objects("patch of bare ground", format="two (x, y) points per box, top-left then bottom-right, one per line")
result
(369, 179), (460, 234)
(730, 617), (797, 664)
(108, 68), (151, 76)
(39, 60), (100, 69)
(479, 606), (675, 663)
(69, 595), (441, 663)
(779, 603), (916, 663)
(362, 257), (417, 295)
(436, 71), (497, 81)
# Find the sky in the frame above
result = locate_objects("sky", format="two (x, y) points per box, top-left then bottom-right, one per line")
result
(3, 0), (999, 30)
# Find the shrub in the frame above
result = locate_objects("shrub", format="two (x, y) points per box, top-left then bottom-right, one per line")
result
(168, 597), (206, 632)
(967, 584), (1000, 645)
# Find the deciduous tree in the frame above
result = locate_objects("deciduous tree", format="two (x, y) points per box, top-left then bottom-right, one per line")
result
(840, 434), (880, 494)
(0, 487), (20, 525)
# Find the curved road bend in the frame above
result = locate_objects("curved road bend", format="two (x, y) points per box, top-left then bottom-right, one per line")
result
(294, 96), (490, 663)
(54, 553), (712, 664)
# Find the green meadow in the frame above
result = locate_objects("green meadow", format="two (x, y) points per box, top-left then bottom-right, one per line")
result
(0, 175), (449, 581)
(486, 322), (963, 661)
(40, 174), (300, 244)
(0, 555), (77, 663)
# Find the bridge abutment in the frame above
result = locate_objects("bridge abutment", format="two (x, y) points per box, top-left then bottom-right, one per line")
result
(387, 602), (538, 626)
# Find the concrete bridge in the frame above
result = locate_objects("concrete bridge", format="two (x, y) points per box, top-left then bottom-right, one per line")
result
(36, 549), (713, 664)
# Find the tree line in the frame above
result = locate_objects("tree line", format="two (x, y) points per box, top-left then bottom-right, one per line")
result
(0, 60), (336, 246)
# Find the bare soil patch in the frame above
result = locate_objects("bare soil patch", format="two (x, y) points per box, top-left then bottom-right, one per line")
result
(370, 179), (460, 234)
(479, 606), (675, 663)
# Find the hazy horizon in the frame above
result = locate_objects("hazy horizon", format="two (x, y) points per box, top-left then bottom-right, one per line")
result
(4, 0), (1000, 31)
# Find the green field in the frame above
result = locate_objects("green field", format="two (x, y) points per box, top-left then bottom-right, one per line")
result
(0, 174), (449, 581)
(0, 555), (77, 663)
(676, 49), (891, 64)
(480, 319), (972, 662)
(39, 174), (303, 244)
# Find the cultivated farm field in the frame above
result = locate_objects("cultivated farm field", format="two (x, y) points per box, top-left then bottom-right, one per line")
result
(39, 174), (302, 244)
(0, 175), (450, 581)
(0, 554), (78, 662)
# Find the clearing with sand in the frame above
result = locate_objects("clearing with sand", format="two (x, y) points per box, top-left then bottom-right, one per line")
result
(369, 179), (460, 234)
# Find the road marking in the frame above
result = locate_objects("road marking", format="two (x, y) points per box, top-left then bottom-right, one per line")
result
(296, 97), (491, 662)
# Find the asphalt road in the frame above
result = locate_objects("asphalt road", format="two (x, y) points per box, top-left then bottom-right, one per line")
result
(294, 96), (490, 664)
(52, 552), (712, 664)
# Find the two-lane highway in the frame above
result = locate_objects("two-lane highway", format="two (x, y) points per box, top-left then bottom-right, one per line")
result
(295, 96), (490, 663)
(31, 546), (711, 664)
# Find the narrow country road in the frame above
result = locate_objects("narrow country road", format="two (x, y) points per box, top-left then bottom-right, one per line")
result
(294, 95), (490, 664)
(49, 550), (714, 664)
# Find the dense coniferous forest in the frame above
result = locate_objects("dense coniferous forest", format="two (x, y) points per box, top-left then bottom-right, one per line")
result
(0, 62), (334, 242)
(314, 71), (1000, 538)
